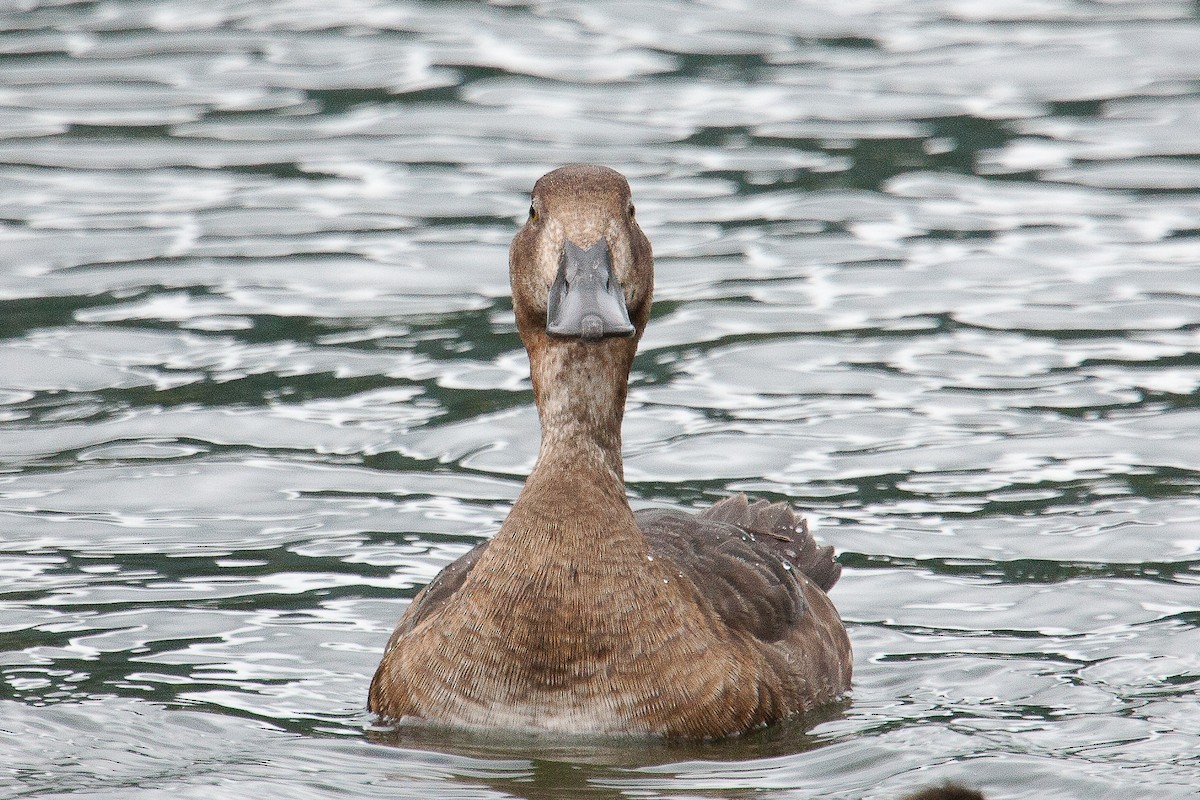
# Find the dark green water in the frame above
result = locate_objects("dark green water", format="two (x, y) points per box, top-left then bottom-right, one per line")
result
(2, 1), (1200, 798)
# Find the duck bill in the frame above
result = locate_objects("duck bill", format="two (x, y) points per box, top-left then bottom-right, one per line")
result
(546, 239), (635, 341)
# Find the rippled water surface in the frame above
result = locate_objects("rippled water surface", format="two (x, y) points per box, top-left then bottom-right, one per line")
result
(3, 1), (1200, 797)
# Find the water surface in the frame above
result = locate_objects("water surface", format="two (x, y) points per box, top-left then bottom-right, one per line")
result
(2, 1), (1200, 798)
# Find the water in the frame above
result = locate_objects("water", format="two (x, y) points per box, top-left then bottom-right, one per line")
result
(2, 0), (1199, 797)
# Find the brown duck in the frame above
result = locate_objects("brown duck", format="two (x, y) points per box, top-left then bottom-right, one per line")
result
(369, 164), (852, 738)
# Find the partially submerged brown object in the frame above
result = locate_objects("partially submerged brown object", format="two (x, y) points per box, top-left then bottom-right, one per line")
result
(902, 785), (986, 800)
(368, 164), (852, 738)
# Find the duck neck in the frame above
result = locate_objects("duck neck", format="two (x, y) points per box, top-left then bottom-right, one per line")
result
(512, 337), (635, 530)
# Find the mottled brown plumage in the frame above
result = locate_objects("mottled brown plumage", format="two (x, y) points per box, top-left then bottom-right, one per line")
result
(368, 164), (852, 738)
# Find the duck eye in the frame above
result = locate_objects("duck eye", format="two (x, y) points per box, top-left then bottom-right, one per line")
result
(628, 203), (636, 219)
(528, 205), (538, 222)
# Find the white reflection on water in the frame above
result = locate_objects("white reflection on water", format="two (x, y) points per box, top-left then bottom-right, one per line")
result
(2, 0), (1200, 798)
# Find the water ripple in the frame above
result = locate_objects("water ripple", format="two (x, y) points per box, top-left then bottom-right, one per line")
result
(2, 0), (1200, 798)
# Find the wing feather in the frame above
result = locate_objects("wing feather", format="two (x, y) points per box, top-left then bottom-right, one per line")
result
(636, 494), (840, 643)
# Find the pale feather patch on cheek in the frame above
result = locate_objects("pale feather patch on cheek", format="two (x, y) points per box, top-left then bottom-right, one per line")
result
(604, 217), (638, 303)
(538, 218), (566, 286)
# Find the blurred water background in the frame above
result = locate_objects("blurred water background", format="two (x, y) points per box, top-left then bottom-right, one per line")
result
(2, 1), (1200, 797)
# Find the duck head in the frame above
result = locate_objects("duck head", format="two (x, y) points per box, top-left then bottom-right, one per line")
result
(508, 164), (653, 462)
(509, 164), (653, 353)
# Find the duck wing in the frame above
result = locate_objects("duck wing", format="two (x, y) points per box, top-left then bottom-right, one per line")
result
(635, 494), (840, 643)
(698, 493), (841, 593)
